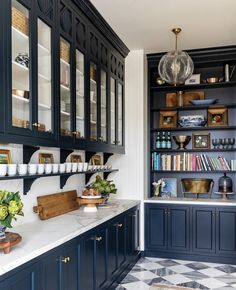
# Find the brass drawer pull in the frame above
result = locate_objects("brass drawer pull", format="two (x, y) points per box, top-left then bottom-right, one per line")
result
(95, 236), (102, 241)
(117, 223), (123, 228)
(61, 257), (70, 263)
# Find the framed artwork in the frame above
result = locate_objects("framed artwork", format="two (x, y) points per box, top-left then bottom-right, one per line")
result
(192, 133), (211, 149)
(185, 74), (201, 85)
(91, 154), (101, 165)
(208, 108), (228, 127)
(183, 91), (205, 106)
(0, 149), (11, 164)
(70, 154), (82, 163)
(166, 93), (178, 107)
(159, 111), (177, 128)
(162, 178), (178, 198)
(39, 153), (54, 164)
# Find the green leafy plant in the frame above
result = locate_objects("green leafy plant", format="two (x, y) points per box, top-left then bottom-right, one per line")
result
(88, 175), (117, 196)
(0, 191), (24, 228)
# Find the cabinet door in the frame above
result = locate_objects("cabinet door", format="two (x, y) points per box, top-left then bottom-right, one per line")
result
(100, 69), (107, 143)
(3, 263), (39, 290)
(95, 227), (108, 289)
(62, 241), (79, 290)
(117, 216), (126, 267)
(145, 204), (167, 250)
(117, 82), (124, 147)
(41, 248), (62, 290)
(36, 16), (55, 140)
(192, 207), (216, 253)
(90, 62), (98, 141)
(216, 208), (236, 255)
(10, 0), (33, 136)
(81, 231), (95, 290)
(168, 206), (190, 251)
(110, 77), (116, 145)
(107, 220), (118, 277)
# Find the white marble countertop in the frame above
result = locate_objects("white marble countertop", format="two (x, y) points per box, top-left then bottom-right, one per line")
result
(144, 197), (236, 206)
(0, 199), (140, 277)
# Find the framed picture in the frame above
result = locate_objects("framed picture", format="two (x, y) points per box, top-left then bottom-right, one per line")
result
(0, 149), (11, 164)
(91, 154), (101, 165)
(166, 93), (178, 107)
(185, 74), (201, 85)
(70, 154), (82, 163)
(192, 133), (211, 149)
(208, 108), (228, 127)
(159, 111), (177, 128)
(162, 178), (178, 198)
(183, 91), (205, 106)
(39, 153), (54, 164)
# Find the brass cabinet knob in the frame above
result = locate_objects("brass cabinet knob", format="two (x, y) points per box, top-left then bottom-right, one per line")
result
(61, 257), (70, 263)
(33, 123), (38, 127)
(95, 236), (102, 242)
(117, 223), (123, 228)
(72, 131), (77, 135)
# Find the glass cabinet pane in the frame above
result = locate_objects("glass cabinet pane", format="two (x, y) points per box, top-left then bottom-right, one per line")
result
(11, 0), (30, 129)
(118, 83), (123, 145)
(38, 19), (52, 133)
(100, 70), (107, 143)
(76, 50), (85, 139)
(60, 37), (71, 136)
(90, 63), (97, 141)
(110, 78), (116, 144)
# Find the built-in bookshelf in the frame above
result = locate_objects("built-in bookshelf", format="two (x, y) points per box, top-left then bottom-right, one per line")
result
(147, 46), (236, 198)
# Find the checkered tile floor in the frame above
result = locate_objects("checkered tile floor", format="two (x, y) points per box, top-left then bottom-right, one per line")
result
(116, 257), (236, 289)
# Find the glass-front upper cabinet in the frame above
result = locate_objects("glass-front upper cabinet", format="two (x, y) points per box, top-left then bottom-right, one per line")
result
(100, 70), (107, 143)
(37, 19), (53, 134)
(75, 50), (85, 139)
(90, 62), (97, 141)
(118, 83), (123, 146)
(110, 77), (116, 145)
(11, 0), (30, 130)
(60, 37), (72, 137)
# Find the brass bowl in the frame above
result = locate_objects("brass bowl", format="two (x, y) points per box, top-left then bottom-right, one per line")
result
(181, 178), (213, 194)
(206, 77), (223, 83)
(173, 135), (191, 150)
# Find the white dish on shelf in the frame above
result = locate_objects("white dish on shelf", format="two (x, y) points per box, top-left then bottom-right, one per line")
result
(81, 195), (102, 199)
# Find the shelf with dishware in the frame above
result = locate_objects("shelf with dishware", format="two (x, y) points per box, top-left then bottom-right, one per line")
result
(151, 103), (236, 112)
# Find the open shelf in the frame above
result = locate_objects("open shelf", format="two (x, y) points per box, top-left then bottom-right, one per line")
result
(151, 126), (236, 132)
(151, 148), (236, 153)
(150, 80), (236, 92)
(151, 103), (236, 112)
(152, 170), (236, 174)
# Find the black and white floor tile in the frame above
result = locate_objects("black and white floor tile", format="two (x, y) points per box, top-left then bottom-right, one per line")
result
(116, 257), (236, 290)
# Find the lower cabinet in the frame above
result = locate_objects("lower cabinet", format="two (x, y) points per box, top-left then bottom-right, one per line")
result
(1, 263), (40, 290)
(145, 203), (236, 264)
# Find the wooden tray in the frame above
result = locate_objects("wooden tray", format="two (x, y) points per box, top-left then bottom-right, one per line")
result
(0, 232), (22, 254)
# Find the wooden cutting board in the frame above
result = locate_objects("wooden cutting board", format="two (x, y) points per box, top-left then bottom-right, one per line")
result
(33, 190), (79, 220)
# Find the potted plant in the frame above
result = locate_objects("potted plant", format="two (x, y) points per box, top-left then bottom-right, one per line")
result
(88, 175), (117, 199)
(0, 191), (24, 240)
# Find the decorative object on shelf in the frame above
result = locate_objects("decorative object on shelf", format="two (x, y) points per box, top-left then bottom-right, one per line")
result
(173, 135), (191, 150)
(39, 153), (54, 164)
(190, 99), (218, 105)
(183, 91), (205, 106)
(162, 178), (177, 198)
(185, 73), (201, 85)
(0, 190), (24, 240)
(60, 40), (70, 63)
(152, 179), (166, 197)
(225, 64), (230, 82)
(12, 117), (29, 129)
(156, 77), (165, 85)
(208, 108), (228, 127)
(177, 91), (184, 107)
(12, 89), (29, 99)
(215, 173), (234, 200)
(192, 133), (211, 150)
(158, 28), (194, 86)
(90, 64), (97, 81)
(181, 178), (214, 198)
(91, 154), (101, 165)
(15, 52), (29, 68)
(166, 92), (178, 107)
(178, 115), (207, 127)
(87, 175), (117, 200)
(70, 154), (82, 163)
(203, 77), (224, 84)
(159, 111), (177, 128)
(0, 149), (11, 164)
(12, 6), (29, 36)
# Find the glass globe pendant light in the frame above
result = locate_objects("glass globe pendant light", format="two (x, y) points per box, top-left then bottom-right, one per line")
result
(158, 28), (194, 86)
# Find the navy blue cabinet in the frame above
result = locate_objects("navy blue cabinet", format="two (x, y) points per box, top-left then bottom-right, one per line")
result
(145, 204), (189, 253)
(2, 263), (40, 290)
(192, 207), (216, 254)
(145, 203), (236, 264)
(41, 239), (79, 290)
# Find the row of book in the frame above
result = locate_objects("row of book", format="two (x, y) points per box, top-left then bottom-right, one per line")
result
(151, 152), (233, 171)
